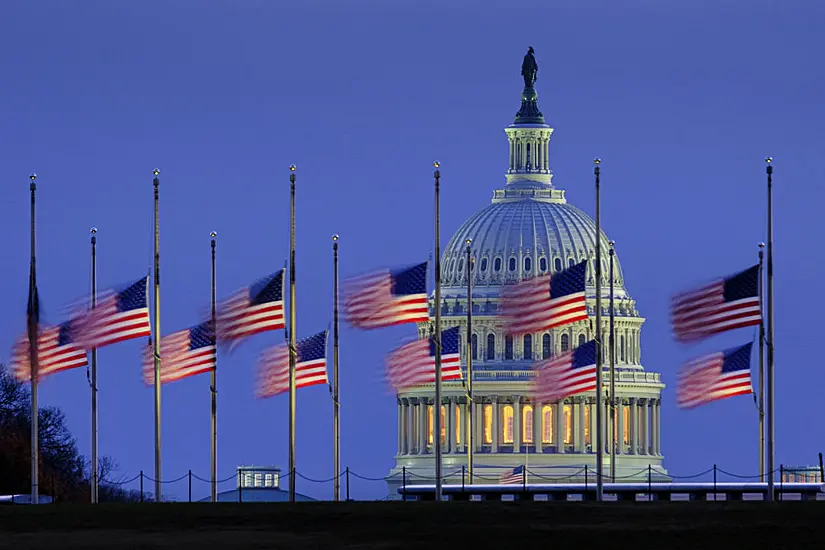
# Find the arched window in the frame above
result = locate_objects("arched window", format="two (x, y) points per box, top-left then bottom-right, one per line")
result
(524, 257), (532, 272)
(509, 257), (517, 272)
(563, 404), (572, 444)
(542, 333), (551, 359)
(503, 405), (514, 444)
(561, 334), (569, 352)
(523, 334), (532, 360)
(584, 402), (591, 445)
(539, 257), (547, 272)
(542, 405), (553, 443)
(427, 405), (446, 446)
(620, 335), (626, 362)
(523, 405), (534, 443)
(480, 258), (488, 272)
(505, 335), (514, 360)
(471, 333), (478, 360)
(486, 334), (495, 360)
(483, 404), (493, 444)
(494, 258), (502, 272)
(554, 258), (562, 272)
(578, 334), (586, 348)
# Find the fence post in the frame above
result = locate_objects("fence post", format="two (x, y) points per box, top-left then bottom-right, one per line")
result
(188, 470), (192, 502)
(139, 470), (144, 503)
(713, 464), (717, 502)
(346, 467), (350, 501)
(238, 468), (243, 503)
(780, 464), (784, 501)
(522, 464), (527, 494)
(403, 467), (407, 502)
(647, 465), (652, 501)
(461, 465), (465, 493)
(584, 465), (588, 492)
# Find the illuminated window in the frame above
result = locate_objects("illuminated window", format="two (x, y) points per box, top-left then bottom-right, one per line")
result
(483, 404), (493, 444)
(471, 333), (478, 360)
(254, 473), (262, 487)
(502, 405), (514, 444)
(509, 257), (517, 272)
(455, 405), (461, 445)
(523, 405), (534, 443)
(584, 403), (591, 445)
(578, 334), (585, 348)
(486, 334), (495, 360)
(264, 474), (273, 487)
(542, 405), (553, 444)
(539, 257), (547, 271)
(523, 334), (532, 360)
(563, 405), (572, 444)
(561, 334), (569, 352)
(427, 405), (446, 445)
(554, 258), (562, 272)
(542, 333), (551, 359)
(623, 406), (630, 445)
(505, 335), (514, 360)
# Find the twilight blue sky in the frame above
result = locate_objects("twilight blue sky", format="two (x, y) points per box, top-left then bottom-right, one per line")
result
(1, 0), (823, 500)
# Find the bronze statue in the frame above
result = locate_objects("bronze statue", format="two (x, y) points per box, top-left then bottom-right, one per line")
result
(521, 46), (538, 88)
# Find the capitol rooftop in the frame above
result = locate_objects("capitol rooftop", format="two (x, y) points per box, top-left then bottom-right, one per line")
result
(387, 48), (666, 496)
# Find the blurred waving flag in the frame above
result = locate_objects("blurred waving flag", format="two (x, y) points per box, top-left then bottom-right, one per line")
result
(216, 270), (285, 347)
(10, 321), (87, 382)
(343, 262), (429, 329)
(501, 260), (587, 336)
(676, 342), (753, 409)
(671, 264), (761, 343)
(385, 326), (462, 390)
(142, 321), (216, 385)
(256, 331), (328, 398)
(532, 339), (597, 402)
(72, 276), (151, 349)
(500, 465), (524, 484)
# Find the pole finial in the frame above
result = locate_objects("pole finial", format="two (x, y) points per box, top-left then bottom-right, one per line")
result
(153, 168), (160, 176)
(332, 234), (339, 242)
(765, 157), (772, 164)
(29, 173), (37, 181)
(433, 161), (440, 169)
(210, 231), (217, 239)
(90, 227), (98, 235)
(594, 158), (601, 166)
(289, 164), (296, 172)
(465, 238), (472, 246)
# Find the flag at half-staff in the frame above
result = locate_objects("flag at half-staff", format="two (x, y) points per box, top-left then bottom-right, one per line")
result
(670, 264), (761, 343)
(501, 260), (587, 336)
(676, 342), (753, 409)
(531, 339), (598, 403)
(141, 321), (216, 384)
(385, 326), (462, 390)
(72, 275), (152, 349)
(256, 330), (328, 398)
(343, 262), (429, 329)
(215, 269), (285, 347)
(10, 320), (87, 382)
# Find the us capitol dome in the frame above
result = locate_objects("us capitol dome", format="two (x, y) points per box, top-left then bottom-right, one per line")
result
(387, 50), (667, 495)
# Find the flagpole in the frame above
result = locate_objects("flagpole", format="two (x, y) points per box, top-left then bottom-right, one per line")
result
(90, 227), (98, 503)
(28, 173), (39, 505)
(758, 242), (765, 482)
(332, 233), (341, 502)
(765, 157), (775, 502)
(288, 165), (297, 503)
(593, 158), (604, 502)
(465, 238), (474, 484)
(152, 168), (162, 503)
(433, 161), (443, 501)
(210, 231), (218, 503)
(608, 240), (615, 484)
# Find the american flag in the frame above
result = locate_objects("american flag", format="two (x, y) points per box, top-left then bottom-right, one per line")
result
(385, 326), (462, 390)
(501, 260), (587, 336)
(142, 321), (216, 384)
(671, 264), (761, 343)
(343, 262), (429, 329)
(500, 465), (525, 484)
(216, 270), (285, 347)
(72, 276), (152, 349)
(256, 331), (328, 398)
(676, 342), (753, 409)
(10, 321), (87, 382)
(532, 339), (598, 403)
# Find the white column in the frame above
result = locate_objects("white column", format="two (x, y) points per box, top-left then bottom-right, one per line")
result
(513, 397), (521, 453)
(448, 398), (456, 454)
(616, 398), (625, 455)
(418, 399), (427, 454)
(475, 398), (483, 452)
(589, 398), (597, 453)
(655, 399), (662, 455)
(534, 400), (543, 453)
(492, 398), (500, 452)
(574, 397), (585, 453)
(397, 400), (403, 455)
(640, 399), (649, 455)
(459, 399), (466, 454)
(555, 402), (564, 453)
(629, 398), (637, 455)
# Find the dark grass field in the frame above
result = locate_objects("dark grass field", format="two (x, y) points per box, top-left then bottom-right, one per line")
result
(0, 502), (823, 549)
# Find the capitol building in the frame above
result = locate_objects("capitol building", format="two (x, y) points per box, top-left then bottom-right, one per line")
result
(388, 52), (667, 494)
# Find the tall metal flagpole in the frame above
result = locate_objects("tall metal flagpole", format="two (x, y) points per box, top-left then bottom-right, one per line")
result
(28, 173), (39, 505)
(608, 240), (616, 484)
(758, 242), (765, 481)
(332, 233), (341, 502)
(90, 227), (98, 503)
(288, 165), (297, 503)
(593, 158), (604, 501)
(433, 161), (443, 501)
(465, 238), (474, 483)
(210, 231), (218, 503)
(765, 157), (775, 501)
(152, 168), (162, 502)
